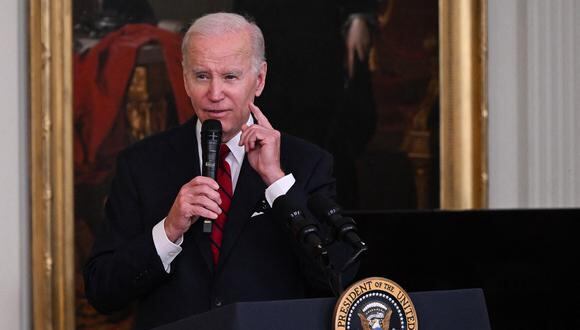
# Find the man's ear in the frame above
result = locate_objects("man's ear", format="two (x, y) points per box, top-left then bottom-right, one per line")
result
(255, 62), (267, 97)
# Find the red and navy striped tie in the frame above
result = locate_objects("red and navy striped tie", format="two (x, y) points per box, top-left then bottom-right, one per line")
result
(210, 144), (232, 265)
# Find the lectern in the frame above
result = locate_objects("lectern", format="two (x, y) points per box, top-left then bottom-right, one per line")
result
(154, 288), (490, 330)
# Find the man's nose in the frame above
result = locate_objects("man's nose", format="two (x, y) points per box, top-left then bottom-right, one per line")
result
(207, 79), (225, 102)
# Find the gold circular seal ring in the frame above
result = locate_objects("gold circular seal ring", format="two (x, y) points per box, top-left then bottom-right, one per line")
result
(333, 277), (418, 330)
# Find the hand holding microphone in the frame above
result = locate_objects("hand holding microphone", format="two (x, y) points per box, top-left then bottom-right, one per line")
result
(164, 120), (223, 241)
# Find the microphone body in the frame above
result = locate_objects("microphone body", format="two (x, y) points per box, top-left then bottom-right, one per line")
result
(307, 193), (367, 252)
(274, 194), (350, 296)
(200, 119), (222, 233)
(272, 195), (328, 261)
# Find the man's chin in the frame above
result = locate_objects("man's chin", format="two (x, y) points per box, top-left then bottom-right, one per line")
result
(222, 125), (243, 142)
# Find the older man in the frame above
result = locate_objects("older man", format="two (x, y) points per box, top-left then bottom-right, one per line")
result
(84, 13), (350, 329)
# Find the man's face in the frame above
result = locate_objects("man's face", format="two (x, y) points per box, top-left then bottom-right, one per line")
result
(182, 30), (267, 142)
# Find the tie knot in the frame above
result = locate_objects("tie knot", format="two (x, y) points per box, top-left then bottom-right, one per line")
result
(219, 144), (230, 162)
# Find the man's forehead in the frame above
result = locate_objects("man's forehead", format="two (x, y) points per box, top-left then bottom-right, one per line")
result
(186, 33), (253, 65)
(189, 63), (244, 74)
(189, 31), (251, 52)
(187, 54), (251, 73)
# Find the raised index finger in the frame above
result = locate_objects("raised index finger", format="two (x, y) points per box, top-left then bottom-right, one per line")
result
(249, 103), (273, 129)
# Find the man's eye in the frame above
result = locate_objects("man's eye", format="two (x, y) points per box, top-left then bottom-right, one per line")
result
(224, 74), (238, 80)
(195, 73), (209, 80)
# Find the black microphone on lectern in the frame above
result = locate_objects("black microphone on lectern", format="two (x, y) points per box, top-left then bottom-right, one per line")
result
(307, 192), (368, 266)
(272, 195), (329, 262)
(201, 119), (222, 233)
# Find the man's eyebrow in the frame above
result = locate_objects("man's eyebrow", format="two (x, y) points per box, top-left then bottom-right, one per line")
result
(224, 69), (244, 76)
(191, 67), (208, 73)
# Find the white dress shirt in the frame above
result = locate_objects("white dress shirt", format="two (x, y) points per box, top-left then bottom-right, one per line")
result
(152, 116), (295, 272)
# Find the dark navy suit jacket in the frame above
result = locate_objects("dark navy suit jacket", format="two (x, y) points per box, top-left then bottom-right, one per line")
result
(84, 118), (350, 329)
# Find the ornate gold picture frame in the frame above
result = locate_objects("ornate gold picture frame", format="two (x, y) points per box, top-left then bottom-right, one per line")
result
(29, 0), (487, 328)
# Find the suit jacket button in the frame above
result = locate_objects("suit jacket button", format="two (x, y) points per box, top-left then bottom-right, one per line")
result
(215, 298), (222, 307)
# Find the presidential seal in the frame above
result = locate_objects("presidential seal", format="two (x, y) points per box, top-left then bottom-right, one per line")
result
(333, 277), (418, 330)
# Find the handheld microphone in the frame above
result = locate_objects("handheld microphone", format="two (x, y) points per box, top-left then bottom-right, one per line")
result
(201, 119), (222, 233)
(307, 192), (367, 256)
(272, 195), (329, 262)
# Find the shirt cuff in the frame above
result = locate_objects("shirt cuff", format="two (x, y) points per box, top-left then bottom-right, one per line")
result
(152, 218), (183, 273)
(265, 173), (296, 207)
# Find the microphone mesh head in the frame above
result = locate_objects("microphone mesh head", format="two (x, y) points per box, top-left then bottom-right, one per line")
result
(201, 119), (222, 132)
(272, 195), (302, 221)
(307, 192), (340, 218)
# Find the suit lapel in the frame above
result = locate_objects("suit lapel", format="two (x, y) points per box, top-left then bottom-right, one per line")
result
(168, 118), (214, 273)
(217, 156), (266, 271)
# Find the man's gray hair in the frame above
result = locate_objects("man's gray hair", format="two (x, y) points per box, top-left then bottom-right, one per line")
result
(181, 12), (266, 72)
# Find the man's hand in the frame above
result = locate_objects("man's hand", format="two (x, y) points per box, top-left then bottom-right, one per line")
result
(346, 15), (372, 79)
(240, 103), (285, 185)
(164, 176), (222, 242)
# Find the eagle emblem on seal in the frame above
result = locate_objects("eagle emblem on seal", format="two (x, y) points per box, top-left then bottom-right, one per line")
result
(358, 301), (393, 330)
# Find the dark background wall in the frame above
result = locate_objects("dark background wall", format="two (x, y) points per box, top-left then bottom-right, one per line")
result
(350, 208), (580, 329)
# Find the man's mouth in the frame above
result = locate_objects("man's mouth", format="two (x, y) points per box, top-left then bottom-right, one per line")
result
(204, 109), (230, 117)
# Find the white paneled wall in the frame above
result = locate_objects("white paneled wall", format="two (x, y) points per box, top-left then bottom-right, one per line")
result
(489, 0), (580, 208)
(0, 0), (28, 328)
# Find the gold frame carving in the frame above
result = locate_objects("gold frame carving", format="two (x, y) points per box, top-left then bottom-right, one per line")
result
(30, 0), (74, 329)
(440, 0), (488, 209)
(29, 0), (487, 328)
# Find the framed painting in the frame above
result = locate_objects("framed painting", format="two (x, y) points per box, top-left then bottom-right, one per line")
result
(29, 0), (487, 328)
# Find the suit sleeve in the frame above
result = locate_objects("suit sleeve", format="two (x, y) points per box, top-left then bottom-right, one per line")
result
(83, 150), (170, 314)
